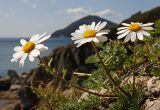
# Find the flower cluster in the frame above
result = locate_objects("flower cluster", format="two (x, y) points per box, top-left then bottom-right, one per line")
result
(71, 22), (154, 47)
(11, 21), (154, 68)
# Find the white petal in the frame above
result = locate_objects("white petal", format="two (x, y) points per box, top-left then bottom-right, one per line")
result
(96, 36), (108, 42)
(71, 35), (83, 40)
(93, 38), (99, 43)
(76, 43), (83, 47)
(78, 38), (87, 44)
(137, 31), (143, 40)
(75, 29), (84, 33)
(122, 23), (130, 26)
(12, 51), (24, 57)
(97, 22), (107, 31)
(83, 24), (89, 30)
(142, 27), (154, 30)
(20, 39), (27, 46)
(74, 38), (84, 44)
(35, 33), (47, 42)
(95, 21), (101, 30)
(131, 22), (136, 24)
(117, 29), (128, 34)
(39, 46), (48, 51)
(71, 32), (83, 37)
(141, 30), (150, 37)
(37, 35), (51, 44)
(141, 23), (154, 27)
(117, 27), (128, 30)
(87, 25), (91, 29)
(35, 44), (48, 51)
(131, 32), (136, 42)
(96, 29), (110, 36)
(117, 31), (130, 39)
(79, 25), (87, 31)
(124, 33), (131, 43)
(96, 32), (108, 36)
(19, 54), (28, 67)
(29, 54), (34, 62)
(85, 38), (93, 43)
(90, 22), (96, 29)
(14, 46), (22, 51)
(11, 57), (18, 62)
(76, 39), (87, 47)
(30, 34), (40, 42)
(30, 49), (40, 57)
(35, 44), (44, 49)
(11, 52), (24, 62)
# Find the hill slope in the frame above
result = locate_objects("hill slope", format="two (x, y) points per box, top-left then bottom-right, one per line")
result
(122, 6), (160, 23)
(110, 6), (160, 39)
(51, 15), (117, 38)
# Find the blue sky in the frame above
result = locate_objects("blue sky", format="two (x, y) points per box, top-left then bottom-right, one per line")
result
(0, 0), (159, 37)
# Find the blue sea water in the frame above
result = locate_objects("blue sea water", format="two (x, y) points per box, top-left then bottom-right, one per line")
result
(0, 37), (72, 76)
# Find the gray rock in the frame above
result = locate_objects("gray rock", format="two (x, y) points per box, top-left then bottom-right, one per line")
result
(18, 86), (38, 110)
(147, 76), (160, 95)
(10, 85), (21, 91)
(0, 77), (11, 91)
(0, 91), (21, 110)
(19, 73), (27, 79)
(144, 99), (160, 110)
(49, 44), (94, 80)
(78, 89), (97, 103)
(26, 67), (53, 85)
(7, 70), (19, 79)
(0, 99), (21, 110)
(7, 70), (20, 85)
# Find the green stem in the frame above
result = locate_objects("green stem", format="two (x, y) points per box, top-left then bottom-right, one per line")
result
(71, 84), (117, 98)
(132, 41), (137, 93)
(91, 42), (130, 97)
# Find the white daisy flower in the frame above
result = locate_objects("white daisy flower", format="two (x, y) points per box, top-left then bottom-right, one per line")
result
(11, 33), (51, 67)
(117, 22), (154, 42)
(71, 21), (110, 47)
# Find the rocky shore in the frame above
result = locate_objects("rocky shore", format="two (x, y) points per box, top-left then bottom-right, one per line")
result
(1, 69), (160, 110)
(0, 43), (160, 109)
(0, 43), (95, 110)
(0, 70), (37, 110)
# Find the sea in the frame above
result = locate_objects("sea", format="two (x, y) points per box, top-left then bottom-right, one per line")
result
(0, 37), (72, 76)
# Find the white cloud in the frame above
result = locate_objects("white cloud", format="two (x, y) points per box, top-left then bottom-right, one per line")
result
(50, 0), (55, 4)
(22, 0), (38, 8)
(61, 7), (121, 19)
(30, 4), (37, 8)
(4, 12), (15, 18)
(23, 0), (31, 4)
(95, 9), (120, 17)
(66, 8), (88, 15)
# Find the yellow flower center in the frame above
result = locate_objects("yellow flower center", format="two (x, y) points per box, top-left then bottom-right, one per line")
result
(129, 24), (141, 32)
(23, 41), (35, 53)
(84, 30), (96, 38)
